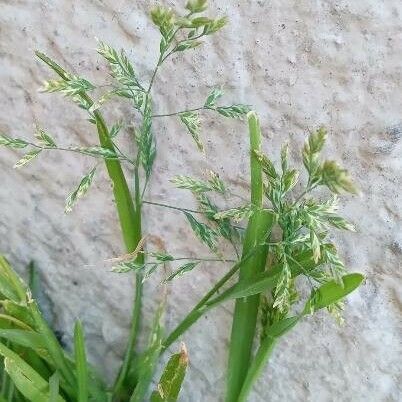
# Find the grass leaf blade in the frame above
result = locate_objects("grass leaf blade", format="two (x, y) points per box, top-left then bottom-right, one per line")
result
(74, 320), (89, 402)
(49, 372), (60, 402)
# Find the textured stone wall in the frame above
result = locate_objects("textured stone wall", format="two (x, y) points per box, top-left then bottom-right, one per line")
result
(0, 1), (401, 401)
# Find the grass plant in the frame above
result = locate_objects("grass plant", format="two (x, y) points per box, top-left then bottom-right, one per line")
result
(0, 1), (363, 401)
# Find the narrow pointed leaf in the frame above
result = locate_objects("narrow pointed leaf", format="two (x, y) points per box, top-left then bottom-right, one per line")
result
(49, 372), (60, 402)
(74, 320), (89, 402)
(207, 271), (278, 307)
(304, 273), (364, 314)
(0, 256), (27, 302)
(265, 316), (299, 339)
(0, 329), (46, 350)
(0, 343), (65, 402)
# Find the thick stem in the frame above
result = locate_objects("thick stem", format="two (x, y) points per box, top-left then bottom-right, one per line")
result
(92, 111), (138, 252)
(225, 112), (274, 402)
(237, 337), (276, 402)
(112, 168), (144, 397)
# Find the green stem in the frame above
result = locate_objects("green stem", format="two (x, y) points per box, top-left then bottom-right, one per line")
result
(152, 106), (205, 118)
(225, 112), (275, 402)
(142, 200), (201, 215)
(91, 107), (139, 253)
(112, 167), (144, 397)
(237, 337), (277, 402)
(26, 142), (136, 166)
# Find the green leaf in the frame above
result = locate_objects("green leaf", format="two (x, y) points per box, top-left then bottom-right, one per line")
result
(0, 134), (29, 149)
(304, 273), (364, 314)
(265, 316), (299, 338)
(0, 313), (33, 331)
(150, 344), (188, 402)
(0, 329), (46, 351)
(1, 301), (35, 329)
(65, 168), (96, 213)
(207, 271), (278, 307)
(0, 343), (66, 402)
(0, 255), (27, 303)
(49, 372), (60, 402)
(35, 51), (70, 81)
(27, 300), (76, 394)
(179, 111), (203, 152)
(74, 320), (89, 402)
(165, 262), (200, 282)
(216, 104), (250, 118)
(14, 149), (42, 169)
(183, 212), (218, 251)
(204, 88), (224, 108)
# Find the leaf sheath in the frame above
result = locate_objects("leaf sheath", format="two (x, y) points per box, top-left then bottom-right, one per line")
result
(225, 112), (274, 402)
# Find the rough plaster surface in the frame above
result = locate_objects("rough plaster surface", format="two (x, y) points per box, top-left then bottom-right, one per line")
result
(0, 1), (401, 401)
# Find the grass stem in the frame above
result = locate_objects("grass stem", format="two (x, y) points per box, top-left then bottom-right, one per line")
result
(237, 337), (276, 402)
(225, 112), (275, 402)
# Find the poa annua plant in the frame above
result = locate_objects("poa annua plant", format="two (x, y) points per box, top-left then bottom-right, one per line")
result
(0, 1), (363, 401)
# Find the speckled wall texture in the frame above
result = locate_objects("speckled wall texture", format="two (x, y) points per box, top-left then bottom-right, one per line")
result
(0, 1), (401, 401)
